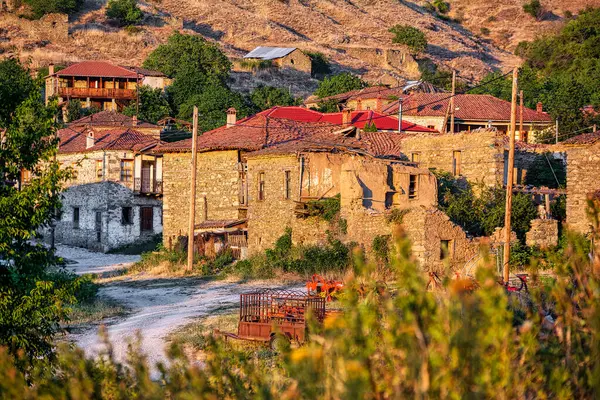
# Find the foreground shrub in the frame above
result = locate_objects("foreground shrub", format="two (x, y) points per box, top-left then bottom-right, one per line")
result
(389, 24), (428, 53)
(106, 0), (143, 26)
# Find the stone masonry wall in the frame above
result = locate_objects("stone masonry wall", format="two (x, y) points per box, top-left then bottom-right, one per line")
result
(526, 219), (558, 249)
(566, 143), (600, 234)
(58, 151), (137, 190)
(277, 50), (312, 74)
(162, 151), (241, 244)
(401, 130), (504, 187)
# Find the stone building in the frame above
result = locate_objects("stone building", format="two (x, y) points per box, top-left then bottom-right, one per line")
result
(159, 106), (481, 270)
(243, 47), (312, 74)
(48, 122), (164, 252)
(45, 61), (172, 111)
(561, 132), (600, 234)
(382, 93), (554, 143)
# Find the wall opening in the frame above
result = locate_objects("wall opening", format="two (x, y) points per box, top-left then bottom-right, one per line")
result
(73, 207), (80, 229)
(122, 207), (133, 225)
(258, 172), (265, 201)
(409, 174), (418, 199)
(284, 170), (291, 200)
(452, 151), (462, 176)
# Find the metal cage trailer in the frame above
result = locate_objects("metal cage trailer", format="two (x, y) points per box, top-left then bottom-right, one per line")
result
(219, 289), (326, 347)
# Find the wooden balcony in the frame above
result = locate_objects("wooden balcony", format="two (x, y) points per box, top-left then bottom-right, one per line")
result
(134, 178), (163, 195)
(58, 87), (136, 100)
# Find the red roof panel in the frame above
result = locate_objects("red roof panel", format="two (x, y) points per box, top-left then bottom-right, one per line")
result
(58, 127), (161, 153)
(55, 61), (139, 78)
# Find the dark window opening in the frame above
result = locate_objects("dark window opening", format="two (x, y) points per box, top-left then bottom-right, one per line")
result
(258, 172), (265, 201)
(440, 240), (451, 260)
(408, 175), (418, 199)
(122, 207), (133, 225)
(284, 170), (291, 200)
(73, 207), (80, 229)
(385, 192), (394, 209)
(411, 152), (420, 163)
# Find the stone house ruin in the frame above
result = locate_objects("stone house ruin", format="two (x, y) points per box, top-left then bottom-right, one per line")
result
(382, 93), (554, 143)
(45, 61), (172, 112)
(243, 47), (312, 74)
(47, 116), (164, 252)
(159, 106), (484, 270)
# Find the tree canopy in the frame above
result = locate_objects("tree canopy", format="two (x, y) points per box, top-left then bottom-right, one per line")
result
(105, 0), (143, 26)
(389, 25), (428, 54)
(22, 0), (83, 18)
(249, 85), (298, 111)
(123, 85), (171, 124)
(314, 72), (367, 99)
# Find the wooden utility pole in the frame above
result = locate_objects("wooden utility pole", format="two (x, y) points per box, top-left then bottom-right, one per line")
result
(187, 106), (199, 271)
(519, 90), (524, 141)
(555, 119), (559, 144)
(450, 69), (456, 134)
(398, 98), (403, 133)
(503, 67), (518, 284)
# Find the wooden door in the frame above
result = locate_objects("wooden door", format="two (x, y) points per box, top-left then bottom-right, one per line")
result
(141, 160), (154, 193)
(140, 207), (153, 232)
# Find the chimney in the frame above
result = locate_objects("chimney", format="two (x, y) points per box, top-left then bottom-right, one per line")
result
(48, 63), (55, 76)
(375, 96), (383, 113)
(356, 98), (363, 111)
(226, 107), (237, 128)
(86, 130), (95, 149)
(536, 102), (543, 113)
(132, 115), (138, 126)
(342, 108), (352, 128)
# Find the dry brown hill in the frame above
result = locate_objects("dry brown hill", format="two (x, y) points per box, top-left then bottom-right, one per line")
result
(3, 0), (600, 88)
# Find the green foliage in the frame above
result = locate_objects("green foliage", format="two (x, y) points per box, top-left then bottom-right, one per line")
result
(523, 152), (566, 188)
(362, 121), (378, 132)
(436, 172), (538, 240)
(385, 208), (410, 224)
(314, 72), (367, 98)
(480, 27), (491, 36)
(122, 85), (171, 124)
(306, 52), (331, 77)
(418, 59), (466, 92)
(475, 9), (600, 135)
(238, 59), (273, 71)
(106, 0), (143, 26)
(304, 195), (341, 222)
(551, 195), (567, 222)
(22, 0), (82, 18)
(0, 59), (81, 369)
(432, 0), (450, 14)
(523, 0), (545, 20)
(389, 24), (428, 53)
(372, 235), (390, 263)
(65, 99), (100, 123)
(249, 85), (298, 111)
(143, 33), (247, 131)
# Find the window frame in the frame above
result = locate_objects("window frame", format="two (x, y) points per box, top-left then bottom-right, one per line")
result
(121, 206), (133, 225)
(120, 159), (134, 182)
(411, 152), (420, 164)
(258, 172), (265, 201)
(452, 150), (462, 177)
(440, 239), (452, 260)
(284, 170), (292, 200)
(96, 159), (103, 180)
(408, 174), (419, 200)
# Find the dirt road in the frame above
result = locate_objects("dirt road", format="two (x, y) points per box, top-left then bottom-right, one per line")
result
(56, 246), (300, 373)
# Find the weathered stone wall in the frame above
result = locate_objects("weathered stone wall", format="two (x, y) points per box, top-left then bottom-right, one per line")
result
(402, 116), (445, 132)
(277, 50), (312, 74)
(162, 151), (242, 244)
(58, 151), (136, 189)
(401, 130), (504, 187)
(526, 219), (559, 249)
(48, 181), (162, 252)
(338, 46), (420, 79)
(566, 143), (600, 234)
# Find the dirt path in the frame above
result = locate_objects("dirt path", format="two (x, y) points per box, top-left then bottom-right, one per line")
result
(57, 246), (301, 375)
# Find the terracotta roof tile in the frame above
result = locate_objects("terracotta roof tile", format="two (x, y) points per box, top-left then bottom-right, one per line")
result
(68, 111), (158, 129)
(382, 93), (553, 123)
(54, 61), (165, 79)
(58, 127), (161, 154)
(562, 131), (600, 145)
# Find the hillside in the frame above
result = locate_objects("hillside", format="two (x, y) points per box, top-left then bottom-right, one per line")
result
(2, 0), (599, 90)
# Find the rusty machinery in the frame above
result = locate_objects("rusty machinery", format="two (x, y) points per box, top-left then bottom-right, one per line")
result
(306, 274), (344, 301)
(218, 289), (326, 348)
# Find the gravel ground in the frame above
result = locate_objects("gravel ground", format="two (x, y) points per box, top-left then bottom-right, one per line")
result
(55, 244), (140, 276)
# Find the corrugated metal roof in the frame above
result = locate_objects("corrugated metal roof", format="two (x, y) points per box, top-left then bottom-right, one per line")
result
(244, 46), (297, 60)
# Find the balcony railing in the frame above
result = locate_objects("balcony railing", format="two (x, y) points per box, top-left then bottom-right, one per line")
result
(58, 87), (136, 100)
(134, 178), (163, 195)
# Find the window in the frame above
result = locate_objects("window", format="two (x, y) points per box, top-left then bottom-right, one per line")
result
(284, 171), (291, 200)
(411, 152), (420, 163)
(140, 207), (154, 232)
(427, 125), (435, 129)
(452, 151), (462, 176)
(238, 163), (248, 206)
(120, 160), (133, 182)
(121, 207), (133, 225)
(96, 160), (103, 179)
(73, 207), (80, 229)
(440, 240), (452, 260)
(258, 172), (265, 201)
(408, 174), (418, 199)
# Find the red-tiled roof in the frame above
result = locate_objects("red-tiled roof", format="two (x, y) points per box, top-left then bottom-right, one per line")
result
(68, 111), (158, 129)
(159, 107), (416, 158)
(382, 93), (553, 123)
(562, 131), (600, 145)
(307, 85), (389, 104)
(58, 127), (161, 154)
(53, 61), (166, 79)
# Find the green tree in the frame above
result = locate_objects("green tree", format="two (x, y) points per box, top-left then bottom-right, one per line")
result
(523, 152), (567, 188)
(523, 0), (545, 20)
(0, 58), (36, 127)
(106, 0), (143, 26)
(123, 85), (172, 124)
(0, 60), (76, 369)
(389, 25), (428, 53)
(65, 99), (100, 123)
(314, 72), (367, 99)
(22, 0), (83, 18)
(250, 85), (298, 111)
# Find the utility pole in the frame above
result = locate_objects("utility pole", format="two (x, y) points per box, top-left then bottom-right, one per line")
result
(519, 90), (524, 141)
(555, 119), (559, 144)
(450, 69), (456, 134)
(398, 98), (403, 133)
(136, 72), (140, 116)
(187, 106), (199, 271)
(503, 67), (518, 285)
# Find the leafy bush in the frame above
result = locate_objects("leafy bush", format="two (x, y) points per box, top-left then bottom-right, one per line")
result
(362, 121), (378, 132)
(304, 195), (341, 222)
(22, 0), (83, 18)
(306, 52), (331, 77)
(314, 72), (367, 98)
(65, 99), (101, 122)
(480, 27), (491, 36)
(523, 0), (545, 20)
(385, 208), (409, 224)
(123, 85), (172, 124)
(389, 25), (428, 53)
(106, 0), (143, 26)
(523, 152), (566, 188)
(432, 0), (449, 14)
(250, 85), (298, 111)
